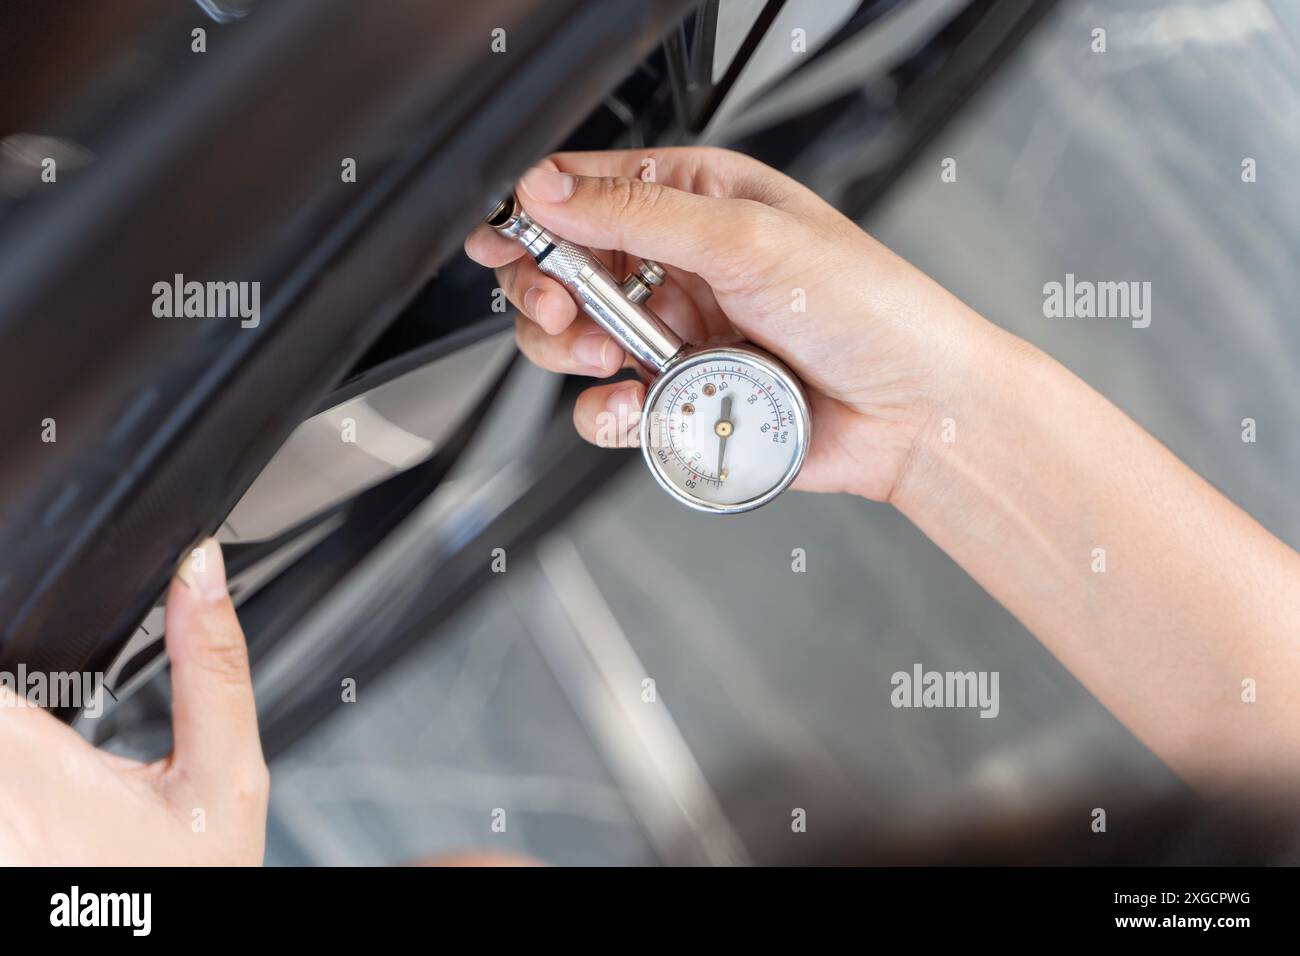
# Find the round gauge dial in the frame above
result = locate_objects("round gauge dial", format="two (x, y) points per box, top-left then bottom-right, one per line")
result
(640, 347), (809, 514)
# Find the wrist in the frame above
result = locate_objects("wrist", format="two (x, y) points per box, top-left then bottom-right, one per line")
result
(885, 312), (1037, 513)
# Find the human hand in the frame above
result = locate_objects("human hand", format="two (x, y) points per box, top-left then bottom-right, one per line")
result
(470, 150), (1300, 795)
(465, 147), (989, 501)
(0, 539), (269, 865)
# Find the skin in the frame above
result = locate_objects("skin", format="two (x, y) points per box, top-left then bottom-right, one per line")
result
(0, 539), (268, 864)
(5, 147), (1296, 864)
(467, 147), (1300, 791)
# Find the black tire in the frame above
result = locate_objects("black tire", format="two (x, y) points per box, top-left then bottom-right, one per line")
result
(0, 0), (696, 717)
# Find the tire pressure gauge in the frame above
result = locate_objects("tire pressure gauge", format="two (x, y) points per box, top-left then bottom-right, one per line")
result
(487, 194), (810, 514)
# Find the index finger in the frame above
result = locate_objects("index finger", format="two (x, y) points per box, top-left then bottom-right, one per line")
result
(548, 147), (826, 217)
(513, 165), (785, 288)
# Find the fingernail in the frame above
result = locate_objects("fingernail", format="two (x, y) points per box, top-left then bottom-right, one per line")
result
(573, 333), (611, 371)
(523, 286), (543, 319)
(605, 382), (643, 416)
(520, 166), (575, 203)
(177, 538), (228, 604)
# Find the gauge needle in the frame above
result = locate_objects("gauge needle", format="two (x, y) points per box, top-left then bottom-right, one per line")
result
(715, 395), (733, 481)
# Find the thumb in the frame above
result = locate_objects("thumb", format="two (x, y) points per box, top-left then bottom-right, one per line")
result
(516, 166), (782, 290)
(164, 538), (264, 782)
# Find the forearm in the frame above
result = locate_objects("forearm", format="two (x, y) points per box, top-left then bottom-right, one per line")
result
(891, 318), (1300, 788)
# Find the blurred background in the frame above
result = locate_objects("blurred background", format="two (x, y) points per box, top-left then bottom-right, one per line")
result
(258, 1), (1300, 864)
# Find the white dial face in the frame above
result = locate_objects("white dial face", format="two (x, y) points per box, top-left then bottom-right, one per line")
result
(643, 351), (806, 511)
